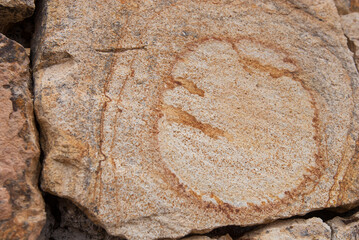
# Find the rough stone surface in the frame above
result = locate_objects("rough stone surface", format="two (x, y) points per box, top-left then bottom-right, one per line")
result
(334, 0), (359, 14)
(341, 13), (359, 72)
(0, 0), (35, 33)
(327, 210), (359, 239)
(334, 0), (350, 14)
(238, 218), (331, 240)
(32, 0), (359, 239)
(0, 33), (45, 240)
(353, 0), (359, 11)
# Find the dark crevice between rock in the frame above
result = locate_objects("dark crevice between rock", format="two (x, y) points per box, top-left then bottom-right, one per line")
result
(298, 206), (359, 221)
(27, 7), (57, 240)
(37, 194), (125, 240)
(2, 14), (35, 49)
(345, 34), (359, 73)
(179, 206), (359, 239)
(347, 35), (356, 54)
(186, 224), (257, 239)
(35, 203), (359, 240)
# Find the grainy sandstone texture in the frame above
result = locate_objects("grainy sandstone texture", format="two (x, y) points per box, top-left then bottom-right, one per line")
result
(327, 210), (359, 239)
(0, 33), (45, 240)
(32, 0), (359, 239)
(238, 217), (332, 240)
(0, 0), (35, 33)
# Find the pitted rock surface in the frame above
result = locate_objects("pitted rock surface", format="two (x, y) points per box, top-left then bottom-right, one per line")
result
(32, 0), (359, 239)
(0, 33), (45, 240)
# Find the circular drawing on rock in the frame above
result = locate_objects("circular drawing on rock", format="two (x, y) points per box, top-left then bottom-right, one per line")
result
(159, 38), (320, 207)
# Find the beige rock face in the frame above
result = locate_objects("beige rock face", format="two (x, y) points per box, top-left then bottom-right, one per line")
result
(0, 0), (35, 32)
(327, 211), (359, 239)
(32, 0), (359, 239)
(0, 34), (45, 240)
(238, 217), (331, 240)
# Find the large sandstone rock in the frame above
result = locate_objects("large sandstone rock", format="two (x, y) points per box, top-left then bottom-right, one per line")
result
(32, 0), (359, 239)
(0, 33), (45, 239)
(0, 0), (35, 33)
(238, 217), (331, 240)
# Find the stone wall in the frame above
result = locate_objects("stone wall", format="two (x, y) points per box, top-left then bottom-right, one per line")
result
(1, 0), (359, 239)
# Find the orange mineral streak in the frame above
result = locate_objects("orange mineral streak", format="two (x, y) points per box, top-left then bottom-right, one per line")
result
(171, 77), (205, 97)
(92, 8), (136, 206)
(162, 104), (233, 141)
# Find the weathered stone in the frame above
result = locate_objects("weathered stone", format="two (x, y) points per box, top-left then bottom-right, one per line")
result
(334, 0), (359, 14)
(327, 210), (359, 239)
(238, 218), (331, 240)
(32, 0), (359, 239)
(0, 0), (35, 33)
(353, 0), (359, 11)
(341, 13), (359, 72)
(0, 33), (45, 239)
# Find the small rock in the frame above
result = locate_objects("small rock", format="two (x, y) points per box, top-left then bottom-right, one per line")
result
(238, 218), (331, 240)
(327, 210), (359, 240)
